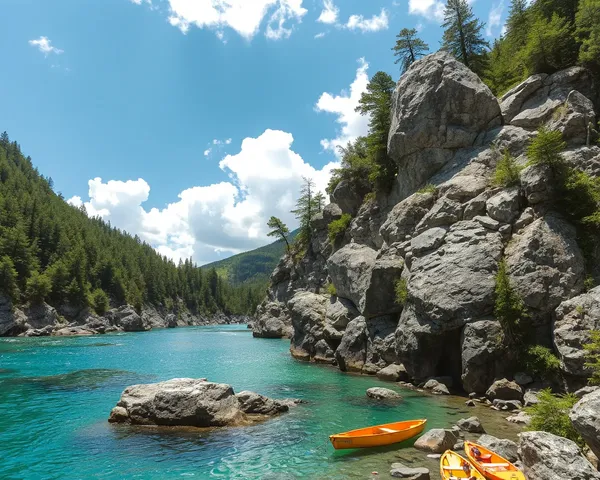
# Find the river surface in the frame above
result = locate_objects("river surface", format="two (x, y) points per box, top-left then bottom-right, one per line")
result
(0, 325), (521, 479)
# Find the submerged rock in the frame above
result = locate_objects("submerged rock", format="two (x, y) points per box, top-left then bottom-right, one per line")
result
(456, 416), (485, 434)
(390, 463), (430, 479)
(366, 387), (403, 401)
(108, 378), (295, 428)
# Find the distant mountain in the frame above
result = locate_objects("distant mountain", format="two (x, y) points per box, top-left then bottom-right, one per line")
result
(204, 230), (297, 286)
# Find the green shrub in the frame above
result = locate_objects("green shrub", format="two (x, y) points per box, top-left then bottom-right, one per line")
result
(584, 330), (600, 385)
(25, 271), (52, 304)
(492, 150), (522, 187)
(584, 275), (596, 292)
(395, 278), (408, 306)
(524, 345), (560, 380)
(417, 184), (437, 194)
(494, 259), (529, 345)
(326, 282), (337, 297)
(527, 389), (585, 447)
(526, 127), (567, 167)
(90, 288), (110, 316)
(328, 214), (352, 245)
(0, 255), (19, 301)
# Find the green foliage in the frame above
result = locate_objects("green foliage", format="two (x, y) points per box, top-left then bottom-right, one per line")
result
(291, 177), (319, 248)
(527, 389), (585, 447)
(417, 184), (438, 194)
(267, 216), (290, 252)
(492, 150), (522, 187)
(0, 131), (257, 317)
(328, 214), (352, 245)
(392, 28), (429, 73)
(495, 259), (529, 345)
(25, 271), (52, 304)
(527, 127), (567, 167)
(327, 137), (376, 196)
(395, 278), (408, 307)
(584, 330), (600, 385)
(326, 282), (337, 297)
(584, 274), (596, 291)
(442, 0), (489, 75)
(90, 288), (109, 316)
(524, 345), (561, 380)
(575, 0), (600, 69)
(0, 255), (19, 301)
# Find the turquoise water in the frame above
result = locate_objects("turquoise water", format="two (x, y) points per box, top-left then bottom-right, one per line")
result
(1, 325), (470, 479)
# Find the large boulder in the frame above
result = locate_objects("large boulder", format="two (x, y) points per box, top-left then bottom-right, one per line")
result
(331, 179), (367, 217)
(554, 287), (600, 378)
(106, 305), (147, 332)
(0, 295), (27, 336)
(477, 434), (518, 463)
(327, 243), (377, 310)
(108, 379), (293, 427)
(456, 416), (485, 433)
(380, 191), (436, 245)
(376, 364), (408, 382)
(288, 292), (329, 362)
(335, 316), (367, 372)
(486, 379), (523, 401)
(366, 387), (403, 401)
(505, 215), (585, 320)
(518, 431), (600, 480)
(500, 73), (548, 123)
(461, 320), (505, 394)
(570, 389), (600, 460)
(485, 187), (521, 224)
(252, 301), (292, 339)
(414, 429), (458, 453)
(387, 51), (500, 200)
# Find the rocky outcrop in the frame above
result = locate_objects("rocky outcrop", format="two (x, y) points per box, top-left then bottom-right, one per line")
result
(106, 305), (147, 332)
(0, 295), (28, 336)
(570, 389), (600, 460)
(461, 320), (505, 394)
(376, 363), (408, 382)
(414, 429), (458, 453)
(253, 301), (292, 339)
(554, 287), (600, 378)
(518, 431), (600, 480)
(108, 378), (296, 427)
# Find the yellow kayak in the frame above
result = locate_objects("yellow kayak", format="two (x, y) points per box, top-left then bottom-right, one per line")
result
(464, 441), (526, 480)
(440, 450), (486, 479)
(329, 419), (426, 449)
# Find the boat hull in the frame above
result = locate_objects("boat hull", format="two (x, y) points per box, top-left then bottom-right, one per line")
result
(464, 441), (526, 480)
(440, 450), (486, 480)
(329, 419), (426, 449)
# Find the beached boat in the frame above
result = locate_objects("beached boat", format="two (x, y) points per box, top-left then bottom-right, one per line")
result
(440, 450), (486, 479)
(464, 441), (525, 480)
(329, 419), (427, 449)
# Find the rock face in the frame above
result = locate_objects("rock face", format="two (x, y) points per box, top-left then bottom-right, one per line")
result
(253, 301), (292, 339)
(106, 306), (147, 332)
(388, 51), (500, 200)
(518, 431), (600, 480)
(570, 389), (600, 460)
(251, 52), (599, 394)
(108, 379), (294, 427)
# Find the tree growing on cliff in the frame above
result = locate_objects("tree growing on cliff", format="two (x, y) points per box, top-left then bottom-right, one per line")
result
(441, 0), (489, 75)
(584, 330), (600, 385)
(266, 216), (290, 252)
(392, 28), (429, 73)
(356, 71), (397, 192)
(494, 259), (529, 345)
(291, 177), (319, 246)
(314, 192), (326, 212)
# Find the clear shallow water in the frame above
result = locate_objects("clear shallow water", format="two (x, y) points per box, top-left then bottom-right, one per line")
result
(0, 326), (505, 479)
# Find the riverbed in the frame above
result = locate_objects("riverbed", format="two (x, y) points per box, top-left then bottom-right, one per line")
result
(0, 325), (522, 479)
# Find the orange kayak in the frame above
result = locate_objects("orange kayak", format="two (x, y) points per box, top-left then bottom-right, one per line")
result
(329, 419), (426, 449)
(440, 450), (486, 479)
(464, 441), (525, 480)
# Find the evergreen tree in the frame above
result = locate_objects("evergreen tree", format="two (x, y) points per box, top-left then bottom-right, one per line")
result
(442, 0), (489, 75)
(356, 71), (397, 192)
(0, 255), (19, 301)
(26, 271), (52, 304)
(506, 0), (530, 45)
(314, 192), (326, 212)
(266, 216), (290, 251)
(392, 28), (429, 73)
(291, 177), (318, 246)
(575, 0), (600, 69)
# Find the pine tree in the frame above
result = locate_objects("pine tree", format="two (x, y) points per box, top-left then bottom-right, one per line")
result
(442, 0), (490, 75)
(0, 255), (19, 301)
(392, 28), (429, 73)
(266, 216), (290, 251)
(356, 72), (397, 192)
(506, 0), (530, 46)
(291, 177), (318, 246)
(314, 192), (326, 212)
(575, 0), (600, 69)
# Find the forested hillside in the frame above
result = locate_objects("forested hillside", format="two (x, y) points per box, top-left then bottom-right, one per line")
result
(0, 132), (261, 317)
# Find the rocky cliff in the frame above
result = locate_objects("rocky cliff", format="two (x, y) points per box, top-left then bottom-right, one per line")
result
(253, 51), (600, 394)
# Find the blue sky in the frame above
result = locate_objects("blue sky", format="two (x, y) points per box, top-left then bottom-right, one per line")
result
(0, 0), (507, 264)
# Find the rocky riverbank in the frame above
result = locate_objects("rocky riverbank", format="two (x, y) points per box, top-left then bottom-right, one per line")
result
(0, 294), (251, 337)
(252, 51), (600, 397)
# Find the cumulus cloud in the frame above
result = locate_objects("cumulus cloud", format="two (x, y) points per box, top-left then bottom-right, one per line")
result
(165, 0), (307, 40)
(345, 8), (388, 32)
(28, 36), (64, 56)
(314, 32), (326, 39)
(68, 130), (337, 265)
(317, 0), (338, 24)
(315, 58), (371, 155)
(407, 0), (445, 22)
(486, 1), (504, 37)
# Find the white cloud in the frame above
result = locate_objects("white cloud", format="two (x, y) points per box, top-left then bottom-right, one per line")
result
(69, 130), (337, 265)
(166, 0), (307, 40)
(317, 0), (338, 24)
(315, 58), (370, 155)
(408, 0), (445, 22)
(314, 32), (326, 39)
(28, 36), (64, 56)
(204, 148), (212, 156)
(486, 1), (504, 37)
(345, 8), (388, 32)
